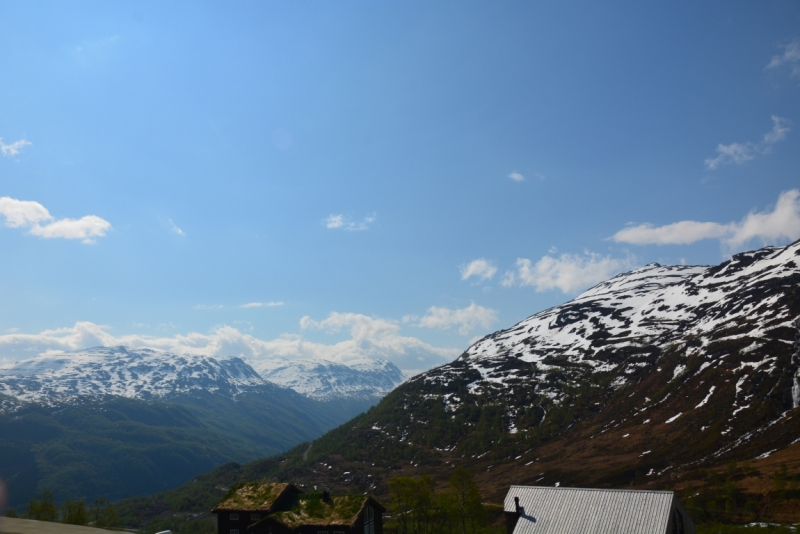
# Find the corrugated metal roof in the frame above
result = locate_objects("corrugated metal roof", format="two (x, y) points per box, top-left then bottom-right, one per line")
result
(504, 486), (674, 534)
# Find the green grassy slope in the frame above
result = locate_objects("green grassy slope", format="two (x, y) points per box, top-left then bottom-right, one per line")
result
(0, 385), (351, 509)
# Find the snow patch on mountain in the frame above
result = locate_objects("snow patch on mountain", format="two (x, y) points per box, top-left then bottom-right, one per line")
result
(249, 357), (406, 401)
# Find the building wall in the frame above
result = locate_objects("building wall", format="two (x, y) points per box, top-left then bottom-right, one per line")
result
(667, 500), (696, 534)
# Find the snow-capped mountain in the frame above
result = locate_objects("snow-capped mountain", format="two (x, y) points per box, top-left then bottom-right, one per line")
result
(0, 346), (362, 508)
(262, 241), (800, 507)
(414, 241), (800, 447)
(447, 242), (798, 404)
(0, 346), (268, 405)
(250, 357), (405, 401)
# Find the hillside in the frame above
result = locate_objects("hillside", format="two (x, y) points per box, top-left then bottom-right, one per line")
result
(119, 240), (800, 531)
(0, 348), (351, 508)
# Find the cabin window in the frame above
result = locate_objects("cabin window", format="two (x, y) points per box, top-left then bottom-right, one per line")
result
(252, 514), (261, 521)
(318, 531), (329, 534)
(230, 514), (239, 521)
(335, 531), (345, 534)
(364, 506), (375, 534)
(231, 530), (240, 534)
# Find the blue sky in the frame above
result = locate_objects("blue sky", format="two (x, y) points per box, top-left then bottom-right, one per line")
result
(1, 1), (798, 372)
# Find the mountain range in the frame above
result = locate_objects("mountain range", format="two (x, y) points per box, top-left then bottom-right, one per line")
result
(0, 347), (404, 509)
(252, 357), (405, 401)
(115, 240), (800, 531)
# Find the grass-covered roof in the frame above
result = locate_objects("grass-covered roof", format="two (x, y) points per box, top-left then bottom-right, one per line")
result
(213, 482), (296, 512)
(267, 494), (370, 527)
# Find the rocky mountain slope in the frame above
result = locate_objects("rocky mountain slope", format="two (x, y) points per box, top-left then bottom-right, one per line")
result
(134, 240), (800, 529)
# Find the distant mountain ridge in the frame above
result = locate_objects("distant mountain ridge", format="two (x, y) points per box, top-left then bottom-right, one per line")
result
(251, 357), (405, 402)
(0, 346), (267, 405)
(0, 346), (407, 408)
(0, 346), (407, 509)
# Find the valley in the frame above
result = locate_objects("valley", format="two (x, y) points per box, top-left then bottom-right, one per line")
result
(0, 348), (404, 509)
(3, 241), (799, 531)
(114, 240), (800, 531)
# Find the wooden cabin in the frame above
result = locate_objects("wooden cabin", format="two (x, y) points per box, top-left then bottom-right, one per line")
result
(504, 485), (695, 534)
(212, 482), (385, 534)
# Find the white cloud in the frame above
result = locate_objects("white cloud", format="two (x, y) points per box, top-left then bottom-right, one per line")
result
(325, 215), (345, 228)
(612, 220), (730, 246)
(500, 270), (516, 287)
(325, 213), (376, 231)
(0, 316), (460, 372)
(0, 197), (111, 244)
(29, 216), (112, 243)
(503, 252), (637, 294)
(241, 301), (284, 308)
(411, 303), (498, 335)
(460, 258), (497, 281)
(766, 39), (800, 78)
(612, 189), (800, 252)
(704, 142), (756, 170)
(763, 116), (791, 144)
(194, 304), (223, 310)
(0, 197), (52, 227)
(0, 138), (32, 157)
(508, 172), (524, 182)
(724, 189), (800, 250)
(169, 219), (185, 236)
(705, 116), (791, 170)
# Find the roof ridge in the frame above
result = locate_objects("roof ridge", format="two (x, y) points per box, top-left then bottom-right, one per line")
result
(507, 485), (674, 495)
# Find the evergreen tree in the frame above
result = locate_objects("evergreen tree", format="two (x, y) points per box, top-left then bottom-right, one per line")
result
(389, 476), (436, 534)
(447, 467), (486, 534)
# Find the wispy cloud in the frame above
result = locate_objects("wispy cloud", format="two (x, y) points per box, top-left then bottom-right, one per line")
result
(240, 301), (284, 308)
(766, 39), (800, 78)
(612, 189), (800, 252)
(762, 116), (791, 144)
(405, 303), (497, 336)
(613, 221), (730, 246)
(460, 259), (497, 281)
(0, 197), (111, 244)
(0, 138), (32, 157)
(194, 304), (223, 310)
(169, 219), (185, 236)
(705, 116), (791, 170)
(507, 172), (546, 182)
(325, 213), (376, 231)
(0, 317), (459, 371)
(501, 251), (637, 294)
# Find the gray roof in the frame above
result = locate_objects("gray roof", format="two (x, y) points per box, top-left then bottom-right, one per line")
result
(504, 486), (676, 534)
